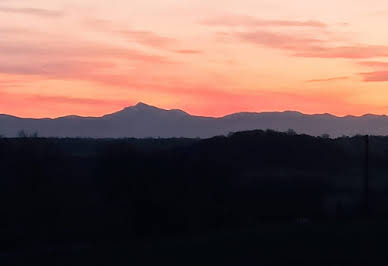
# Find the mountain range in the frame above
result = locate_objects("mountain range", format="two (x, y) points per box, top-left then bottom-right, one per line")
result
(1, 102), (388, 138)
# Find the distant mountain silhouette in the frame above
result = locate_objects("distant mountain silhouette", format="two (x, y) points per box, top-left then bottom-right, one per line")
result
(1, 102), (388, 138)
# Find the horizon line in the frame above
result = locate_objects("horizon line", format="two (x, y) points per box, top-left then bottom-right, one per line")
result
(1, 101), (387, 120)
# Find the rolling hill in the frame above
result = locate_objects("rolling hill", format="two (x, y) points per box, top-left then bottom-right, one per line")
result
(1, 102), (388, 138)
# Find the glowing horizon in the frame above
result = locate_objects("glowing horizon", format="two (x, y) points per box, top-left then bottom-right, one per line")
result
(2, 0), (388, 118)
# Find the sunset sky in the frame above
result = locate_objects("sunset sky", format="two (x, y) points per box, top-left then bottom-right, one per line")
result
(2, 0), (388, 118)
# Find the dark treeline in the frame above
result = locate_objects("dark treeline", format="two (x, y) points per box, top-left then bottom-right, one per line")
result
(0, 130), (388, 247)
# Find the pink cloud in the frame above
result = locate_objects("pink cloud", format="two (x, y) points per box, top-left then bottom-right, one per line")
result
(84, 19), (205, 53)
(295, 45), (388, 58)
(359, 71), (388, 81)
(113, 30), (174, 48)
(0, 60), (115, 77)
(307, 76), (349, 82)
(232, 30), (388, 59)
(85, 19), (175, 49)
(359, 61), (388, 68)
(0, 41), (171, 63)
(237, 30), (323, 50)
(0, 40), (175, 85)
(174, 50), (202, 54)
(0, 6), (63, 17)
(202, 15), (327, 28)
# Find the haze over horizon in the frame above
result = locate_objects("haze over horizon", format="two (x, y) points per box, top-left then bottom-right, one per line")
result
(2, 0), (388, 118)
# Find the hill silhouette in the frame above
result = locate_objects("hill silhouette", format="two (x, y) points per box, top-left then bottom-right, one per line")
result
(2, 102), (388, 137)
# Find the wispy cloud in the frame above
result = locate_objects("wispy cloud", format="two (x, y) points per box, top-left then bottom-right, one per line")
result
(0, 41), (172, 64)
(85, 19), (173, 48)
(359, 61), (388, 68)
(224, 30), (388, 59)
(307, 76), (349, 83)
(0, 39), (176, 90)
(236, 30), (323, 50)
(174, 50), (202, 54)
(295, 45), (388, 59)
(0, 60), (115, 77)
(113, 30), (174, 48)
(205, 15), (388, 60)
(358, 61), (388, 81)
(202, 15), (327, 28)
(0, 26), (34, 34)
(85, 19), (201, 53)
(359, 71), (388, 82)
(0, 6), (63, 17)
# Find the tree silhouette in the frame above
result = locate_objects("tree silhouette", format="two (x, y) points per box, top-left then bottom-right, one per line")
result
(286, 129), (297, 135)
(18, 130), (27, 138)
(17, 130), (38, 138)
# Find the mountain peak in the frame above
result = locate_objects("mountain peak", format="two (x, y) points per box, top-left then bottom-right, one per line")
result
(118, 102), (159, 113)
(129, 102), (162, 112)
(129, 103), (188, 116)
(135, 102), (151, 108)
(103, 102), (165, 119)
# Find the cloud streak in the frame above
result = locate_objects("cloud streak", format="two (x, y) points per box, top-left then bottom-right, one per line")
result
(360, 71), (388, 82)
(0, 60), (115, 77)
(231, 30), (388, 59)
(113, 30), (174, 48)
(359, 61), (388, 68)
(236, 30), (323, 50)
(174, 49), (202, 54)
(0, 6), (63, 17)
(0, 41), (172, 64)
(202, 15), (327, 28)
(295, 45), (388, 58)
(0, 39), (176, 90)
(307, 76), (349, 83)
(85, 19), (203, 53)
(86, 19), (174, 48)
(358, 61), (388, 81)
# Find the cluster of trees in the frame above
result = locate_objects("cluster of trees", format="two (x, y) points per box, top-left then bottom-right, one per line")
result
(0, 130), (39, 138)
(0, 130), (385, 246)
(17, 130), (39, 138)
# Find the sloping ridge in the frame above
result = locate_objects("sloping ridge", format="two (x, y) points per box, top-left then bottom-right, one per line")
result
(1, 102), (388, 138)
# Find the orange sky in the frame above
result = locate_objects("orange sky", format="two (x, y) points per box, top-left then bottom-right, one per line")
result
(1, 0), (388, 118)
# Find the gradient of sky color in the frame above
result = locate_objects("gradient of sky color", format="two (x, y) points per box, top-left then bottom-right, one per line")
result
(1, 0), (388, 118)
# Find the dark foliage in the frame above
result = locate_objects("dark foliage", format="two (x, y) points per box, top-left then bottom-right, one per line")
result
(0, 130), (387, 264)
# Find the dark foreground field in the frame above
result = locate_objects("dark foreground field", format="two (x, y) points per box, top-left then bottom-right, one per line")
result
(1, 130), (388, 264)
(2, 221), (388, 265)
